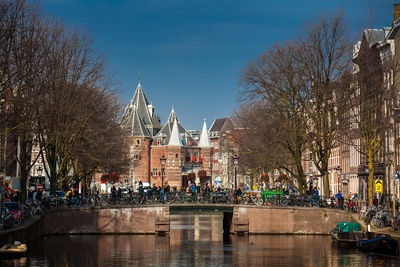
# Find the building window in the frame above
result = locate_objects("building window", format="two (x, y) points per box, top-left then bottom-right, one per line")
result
(186, 151), (191, 162)
(152, 168), (158, 176)
(135, 139), (141, 145)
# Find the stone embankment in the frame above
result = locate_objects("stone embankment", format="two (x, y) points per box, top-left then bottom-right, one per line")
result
(0, 205), (356, 245)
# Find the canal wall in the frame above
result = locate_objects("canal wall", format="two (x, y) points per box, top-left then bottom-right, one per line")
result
(43, 206), (170, 234)
(233, 206), (352, 234)
(0, 206), (170, 246)
(0, 205), (352, 245)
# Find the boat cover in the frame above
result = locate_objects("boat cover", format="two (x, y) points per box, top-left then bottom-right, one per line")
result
(336, 222), (361, 232)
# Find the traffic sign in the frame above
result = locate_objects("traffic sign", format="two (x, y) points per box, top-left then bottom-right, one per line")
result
(36, 184), (43, 191)
(375, 180), (383, 193)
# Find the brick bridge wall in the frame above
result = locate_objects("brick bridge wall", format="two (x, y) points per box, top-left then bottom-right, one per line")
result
(44, 206), (169, 234)
(0, 206), (170, 246)
(0, 206), (352, 245)
(232, 206), (352, 234)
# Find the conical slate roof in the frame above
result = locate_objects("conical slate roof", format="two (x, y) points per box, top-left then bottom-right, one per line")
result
(122, 81), (162, 136)
(121, 104), (151, 137)
(198, 119), (211, 147)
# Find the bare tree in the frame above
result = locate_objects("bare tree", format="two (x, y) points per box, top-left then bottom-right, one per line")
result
(35, 19), (116, 196)
(240, 43), (309, 193)
(0, 0), (50, 201)
(0, 0), (129, 200)
(70, 91), (130, 195)
(232, 102), (280, 184)
(297, 11), (352, 196)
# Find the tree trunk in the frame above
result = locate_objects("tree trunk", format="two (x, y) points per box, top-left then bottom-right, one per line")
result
(368, 148), (374, 206)
(18, 134), (28, 203)
(47, 145), (58, 197)
(323, 172), (330, 197)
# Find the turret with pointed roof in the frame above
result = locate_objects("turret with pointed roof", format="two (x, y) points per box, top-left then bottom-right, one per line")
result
(198, 119), (211, 147)
(121, 104), (151, 137)
(168, 117), (183, 146)
(122, 81), (162, 136)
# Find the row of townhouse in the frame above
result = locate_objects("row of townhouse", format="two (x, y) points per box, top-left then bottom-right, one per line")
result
(305, 5), (400, 205)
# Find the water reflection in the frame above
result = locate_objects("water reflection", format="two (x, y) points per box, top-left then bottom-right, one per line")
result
(0, 213), (399, 266)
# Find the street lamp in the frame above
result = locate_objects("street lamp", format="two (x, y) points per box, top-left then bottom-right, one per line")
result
(37, 166), (42, 176)
(160, 155), (166, 187)
(233, 154), (239, 190)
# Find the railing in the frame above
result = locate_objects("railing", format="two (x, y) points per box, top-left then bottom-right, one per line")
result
(1, 190), (397, 231)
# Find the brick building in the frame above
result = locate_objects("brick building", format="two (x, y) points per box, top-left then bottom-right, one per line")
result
(209, 118), (235, 188)
(121, 82), (213, 189)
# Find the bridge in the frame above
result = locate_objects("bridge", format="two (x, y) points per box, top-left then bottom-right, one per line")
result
(0, 204), (354, 245)
(43, 204), (352, 235)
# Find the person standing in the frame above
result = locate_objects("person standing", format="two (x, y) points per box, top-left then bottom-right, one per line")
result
(111, 186), (117, 205)
(314, 187), (319, 207)
(35, 189), (43, 202)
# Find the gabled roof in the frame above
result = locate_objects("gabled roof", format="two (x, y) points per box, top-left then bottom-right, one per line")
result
(209, 118), (228, 132)
(121, 105), (151, 137)
(198, 119), (211, 147)
(363, 29), (385, 47)
(154, 108), (197, 146)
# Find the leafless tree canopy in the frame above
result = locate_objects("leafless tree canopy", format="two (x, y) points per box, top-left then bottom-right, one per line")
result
(0, 0), (129, 199)
(239, 11), (352, 195)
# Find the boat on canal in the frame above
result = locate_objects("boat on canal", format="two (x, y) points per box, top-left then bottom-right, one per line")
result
(0, 241), (27, 258)
(330, 222), (371, 247)
(357, 234), (399, 255)
(331, 222), (399, 255)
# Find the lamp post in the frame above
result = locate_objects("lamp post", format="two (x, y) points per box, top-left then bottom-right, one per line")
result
(160, 155), (166, 187)
(233, 154), (239, 190)
(37, 166), (43, 184)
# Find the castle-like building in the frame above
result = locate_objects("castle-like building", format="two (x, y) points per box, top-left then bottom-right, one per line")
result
(121, 82), (213, 189)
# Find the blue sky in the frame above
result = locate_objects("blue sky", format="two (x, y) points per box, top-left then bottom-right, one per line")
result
(43, 0), (394, 130)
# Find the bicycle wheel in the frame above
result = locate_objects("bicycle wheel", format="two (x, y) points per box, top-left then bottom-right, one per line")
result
(255, 198), (263, 206)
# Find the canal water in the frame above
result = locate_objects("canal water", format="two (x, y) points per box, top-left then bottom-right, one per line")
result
(1, 213), (399, 266)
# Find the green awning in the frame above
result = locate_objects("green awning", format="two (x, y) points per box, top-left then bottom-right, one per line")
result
(336, 222), (361, 232)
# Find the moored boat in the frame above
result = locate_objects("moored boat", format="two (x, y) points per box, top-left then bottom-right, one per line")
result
(330, 222), (371, 247)
(0, 241), (27, 258)
(357, 235), (399, 255)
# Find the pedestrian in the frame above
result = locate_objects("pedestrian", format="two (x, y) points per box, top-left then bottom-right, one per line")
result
(314, 187), (319, 207)
(314, 187), (319, 200)
(111, 185), (117, 204)
(165, 182), (170, 201)
(35, 189), (43, 202)
(373, 197), (378, 207)
(65, 188), (74, 206)
(28, 189), (34, 202)
(160, 186), (165, 203)
(117, 187), (122, 204)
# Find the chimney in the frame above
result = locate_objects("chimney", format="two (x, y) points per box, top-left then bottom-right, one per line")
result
(394, 4), (400, 23)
